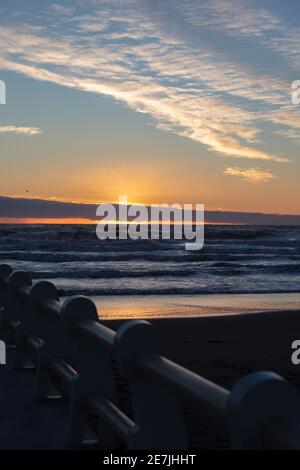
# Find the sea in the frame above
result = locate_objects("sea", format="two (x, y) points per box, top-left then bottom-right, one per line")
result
(0, 224), (299, 297)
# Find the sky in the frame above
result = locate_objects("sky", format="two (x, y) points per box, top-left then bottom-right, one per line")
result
(0, 0), (300, 221)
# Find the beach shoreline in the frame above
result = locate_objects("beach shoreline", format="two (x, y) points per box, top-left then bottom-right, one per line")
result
(91, 292), (300, 320)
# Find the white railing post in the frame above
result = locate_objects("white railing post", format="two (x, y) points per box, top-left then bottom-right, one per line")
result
(59, 298), (117, 448)
(114, 320), (188, 449)
(29, 281), (60, 399)
(227, 371), (300, 449)
(7, 271), (33, 369)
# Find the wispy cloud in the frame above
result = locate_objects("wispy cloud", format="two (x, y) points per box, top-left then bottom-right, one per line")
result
(223, 166), (276, 183)
(178, 0), (282, 37)
(275, 128), (300, 144)
(0, 125), (42, 135)
(0, 0), (298, 165)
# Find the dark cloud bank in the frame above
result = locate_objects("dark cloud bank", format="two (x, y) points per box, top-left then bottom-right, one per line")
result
(0, 196), (299, 225)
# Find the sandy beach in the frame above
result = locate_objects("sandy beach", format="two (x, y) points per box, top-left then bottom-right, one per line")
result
(92, 292), (300, 319)
(103, 306), (300, 448)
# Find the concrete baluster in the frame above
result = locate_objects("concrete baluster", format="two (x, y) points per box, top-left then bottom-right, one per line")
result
(114, 320), (188, 450)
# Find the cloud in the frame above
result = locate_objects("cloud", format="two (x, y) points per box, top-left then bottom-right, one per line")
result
(0, 125), (42, 135)
(177, 0), (300, 69)
(0, 0), (297, 164)
(223, 166), (277, 183)
(275, 128), (300, 145)
(178, 0), (282, 37)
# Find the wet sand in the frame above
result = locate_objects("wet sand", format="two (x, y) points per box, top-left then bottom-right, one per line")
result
(92, 292), (300, 319)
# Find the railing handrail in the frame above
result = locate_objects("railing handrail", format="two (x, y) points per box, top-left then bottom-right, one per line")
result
(90, 396), (136, 443)
(76, 318), (115, 349)
(135, 353), (228, 418)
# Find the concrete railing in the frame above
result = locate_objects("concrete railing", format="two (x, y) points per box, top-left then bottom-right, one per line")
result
(0, 263), (300, 450)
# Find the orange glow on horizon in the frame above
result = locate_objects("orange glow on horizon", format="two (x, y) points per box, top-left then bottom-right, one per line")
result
(0, 217), (238, 225)
(0, 217), (97, 224)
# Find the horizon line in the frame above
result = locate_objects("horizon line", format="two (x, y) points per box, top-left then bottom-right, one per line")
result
(0, 195), (300, 225)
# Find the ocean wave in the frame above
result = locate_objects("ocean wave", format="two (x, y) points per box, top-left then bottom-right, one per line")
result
(32, 267), (196, 279)
(57, 286), (300, 296)
(210, 261), (300, 274)
(0, 224), (299, 296)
